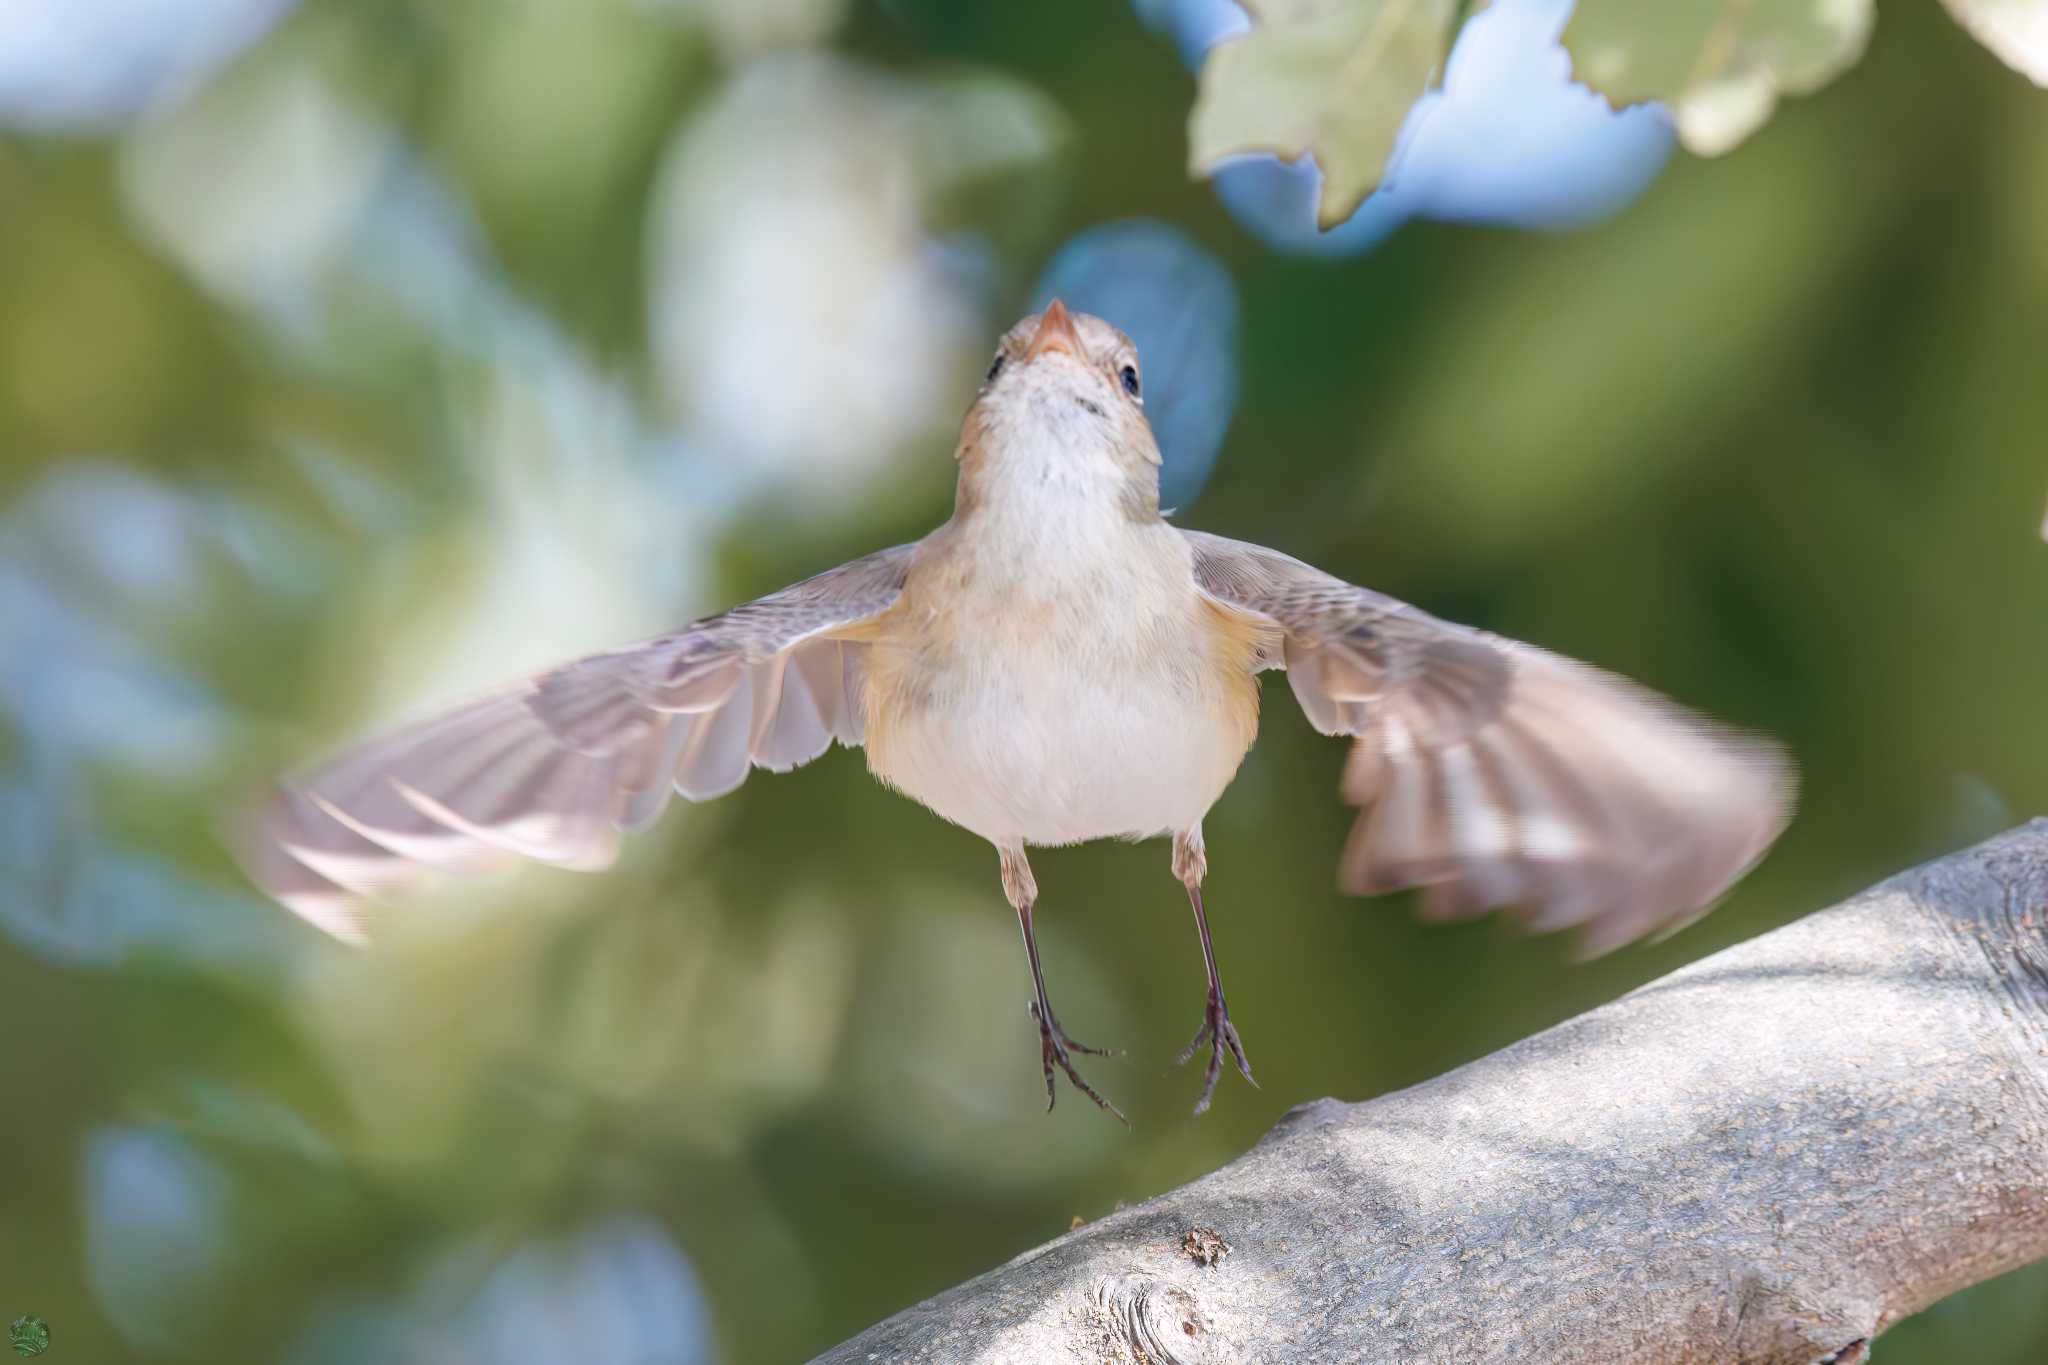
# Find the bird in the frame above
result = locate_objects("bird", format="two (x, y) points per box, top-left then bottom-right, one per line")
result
(237, 300), (1796, 1121)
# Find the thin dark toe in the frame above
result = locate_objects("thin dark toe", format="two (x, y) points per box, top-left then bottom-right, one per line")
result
(1060, 1035), (1121, 1058)
(1055, 1051), (1130, 1126)
(1191, 1047), (1224, 1117)
(1222, 1019), (1257, 1087)
(1032, 1001), (1127, 1124)
(1031, 998), (1122, 1058)
(1183, 996), (1255, 1112)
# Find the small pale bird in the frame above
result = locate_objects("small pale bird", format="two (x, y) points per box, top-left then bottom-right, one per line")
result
(239, 301), (1795, 1120)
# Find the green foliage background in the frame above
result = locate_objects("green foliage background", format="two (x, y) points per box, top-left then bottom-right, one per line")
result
(2, 1), (2046, 1360)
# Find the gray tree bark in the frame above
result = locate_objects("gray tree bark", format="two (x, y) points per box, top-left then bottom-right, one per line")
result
(819, 822), (2048, 1364)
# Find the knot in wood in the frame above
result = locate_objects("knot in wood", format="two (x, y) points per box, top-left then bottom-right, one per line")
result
(1089, 1272), (1213, 1364)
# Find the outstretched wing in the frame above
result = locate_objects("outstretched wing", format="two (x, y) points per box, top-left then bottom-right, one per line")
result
(238, 543), (917, 943)
(1183, 530), (1794, 956)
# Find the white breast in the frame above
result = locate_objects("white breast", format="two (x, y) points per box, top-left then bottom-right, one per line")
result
(864, 476), (1257, 849)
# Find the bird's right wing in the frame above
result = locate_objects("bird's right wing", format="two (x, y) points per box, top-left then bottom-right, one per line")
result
(1184, 530), (1795, 957)
(238, 543), (918, 943)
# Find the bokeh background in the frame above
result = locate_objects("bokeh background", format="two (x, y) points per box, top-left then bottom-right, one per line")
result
(4, 0), (2047, 1360)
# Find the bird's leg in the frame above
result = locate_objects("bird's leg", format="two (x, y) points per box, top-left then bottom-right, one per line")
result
(1000, 844), (1126, 1124)
(1172, 827), (1256, 1115)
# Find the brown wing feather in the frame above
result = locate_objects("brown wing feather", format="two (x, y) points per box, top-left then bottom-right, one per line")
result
(239, 543), (917, 942)
(1184, 530), (1794, 956)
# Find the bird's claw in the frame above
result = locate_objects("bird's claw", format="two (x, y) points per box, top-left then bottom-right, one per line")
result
(1176, 989), (1256, 1116)
(1030, 1000), (1128, 1125)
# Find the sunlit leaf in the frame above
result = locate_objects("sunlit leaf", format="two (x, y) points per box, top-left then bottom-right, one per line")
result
(1189, 0), (1462, 229)
(1940, 0), (2048, 85)
(1561, 0), (1873, 155)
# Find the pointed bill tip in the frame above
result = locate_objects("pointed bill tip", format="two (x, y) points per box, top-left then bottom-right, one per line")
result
(1025, 297), (1084, 362)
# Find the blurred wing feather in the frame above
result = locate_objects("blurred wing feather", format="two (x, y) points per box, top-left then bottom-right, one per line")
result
(1184, 530), (1794, 956)
(240, 544), (917, 940)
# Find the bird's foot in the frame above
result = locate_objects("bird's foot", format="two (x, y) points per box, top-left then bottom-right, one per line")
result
(1029, 1000), (1127, 1125)
(1176, 989), (1256, 1116)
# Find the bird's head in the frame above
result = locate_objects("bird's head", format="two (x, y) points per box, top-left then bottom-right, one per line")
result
(955, 300), (1163, 519)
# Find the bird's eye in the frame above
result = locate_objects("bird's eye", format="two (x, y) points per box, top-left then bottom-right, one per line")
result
(985, 353), (1006, 385)
(1119, 365), (1141, 400)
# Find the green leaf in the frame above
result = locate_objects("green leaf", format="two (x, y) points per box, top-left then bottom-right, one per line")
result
(1562, 0), (1874, 156)
(1189, 0), (1461, 230)
(1939, 0), (2048, 85)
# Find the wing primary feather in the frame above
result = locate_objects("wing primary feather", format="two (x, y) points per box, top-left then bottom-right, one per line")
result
(1186, 527), (1795, 953)
(236, 543), (918, 938)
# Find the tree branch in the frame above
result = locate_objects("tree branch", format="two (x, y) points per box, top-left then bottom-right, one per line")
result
(819, 822), (2048, 1364)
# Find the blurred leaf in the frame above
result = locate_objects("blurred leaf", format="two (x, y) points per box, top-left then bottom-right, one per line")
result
(0, 0), (297, 132)
(1365, 96), (1879, 574)
(1562, 0), (1873, 154)
(427, 3), (700, 341)
(652, 0), (850, 57)
(280, 1219), (712, 1365)
(908, 68), (1073, 250)
(81, 1125), (238, 1354)
(282, 1216), (712, 1365)
(1189, 0), (1460, 229)
(0, 166), (236, 470)
(120, 59), (396, 312)
(646, 56), (1058, 513)
(1939, 0), (2048, 84)
(0, 767), (296, 971)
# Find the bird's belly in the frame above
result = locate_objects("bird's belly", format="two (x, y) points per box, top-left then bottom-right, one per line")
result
(867, 656), (1254, 847)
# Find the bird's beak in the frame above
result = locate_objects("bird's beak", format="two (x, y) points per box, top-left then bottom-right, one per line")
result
(1024, 298), (1083, 363)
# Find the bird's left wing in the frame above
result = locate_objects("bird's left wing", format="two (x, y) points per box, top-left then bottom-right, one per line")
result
(237, 543), (918, 943)
(1183, 530), (1794, 956)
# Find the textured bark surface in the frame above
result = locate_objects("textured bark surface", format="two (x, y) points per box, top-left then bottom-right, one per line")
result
(818, 822), (2048, 1364)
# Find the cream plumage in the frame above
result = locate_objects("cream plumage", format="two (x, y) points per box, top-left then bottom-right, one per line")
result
(241, 301), (1794, 1119)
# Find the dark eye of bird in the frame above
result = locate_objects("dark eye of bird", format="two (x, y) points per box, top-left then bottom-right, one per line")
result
(985, 353), (1006, 385)
(1119, 365), (1141, 399)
